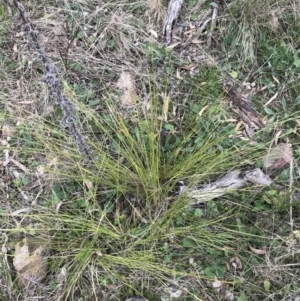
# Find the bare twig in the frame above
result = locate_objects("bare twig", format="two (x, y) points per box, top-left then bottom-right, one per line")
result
(207, 7), (217, 47)
(289, 157), (294, 231)
(3, 0), (89, 155)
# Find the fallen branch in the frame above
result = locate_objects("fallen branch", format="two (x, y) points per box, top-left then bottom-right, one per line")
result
(180, 143), (293, 204)
(183, 168), (271, 204)
(3, 0), (89, 155)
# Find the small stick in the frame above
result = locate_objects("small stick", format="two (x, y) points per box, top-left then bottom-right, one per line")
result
(289, 157), (294, 231)
(207, 7), (217, 47)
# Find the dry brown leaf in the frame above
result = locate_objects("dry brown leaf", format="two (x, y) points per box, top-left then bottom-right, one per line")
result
(56, 201), (63, 213)
(199, 105), (208, 117)
(269, 12), (279, 30)
(162, 95), (170, 122)
(10, 158), (30, 174)
(249, 244), (266, 255)
(230, 254), (243, 270)
(47, 156), (58, 168)
(273, 130), (282, 145)
(226, 261), (230, 271)
(259, 85), (268, 91)
(212, 279), (223, 288)
(2, 124), (15, 137)
(181, 64), (196, 70)
(176, 68), (183, 79)
(148, 29), (158, 38)
(183, 28), (196, 35)
(36, 165), (45, 174)
(11, 208), (31, 216)
(13, 237), (49, 286)
(191, 39), (204, 44)
(147, 0), (166, 16)
(166, 41), (181, 50)
(56, 266), (67, 284)
(107, 284), (118, 290)
(263, 143), (293, 177)
(116, 71), (137, 108)
(18, 101), (34, 104)
(84, 179), (94, 190)
(272, 75), (280, 84)
(224, 290), (234, 301)
(264, 91), (278, 107)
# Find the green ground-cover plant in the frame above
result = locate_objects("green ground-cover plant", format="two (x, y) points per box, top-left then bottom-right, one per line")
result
(1, 0), (300, 300)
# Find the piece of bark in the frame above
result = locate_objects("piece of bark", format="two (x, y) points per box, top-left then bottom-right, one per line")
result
(223, 80), (265, 130)
(163, 0), (184, 45)
(244, 168), (272, 185)
(182, 168), (272, 204)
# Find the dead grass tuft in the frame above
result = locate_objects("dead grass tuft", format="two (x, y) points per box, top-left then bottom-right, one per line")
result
(146, 0), (167, 21)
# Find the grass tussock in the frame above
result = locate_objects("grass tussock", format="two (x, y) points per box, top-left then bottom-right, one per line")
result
(0, 0), (300, 300)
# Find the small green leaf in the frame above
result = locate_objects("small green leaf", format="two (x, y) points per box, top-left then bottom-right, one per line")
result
(293, 59), (300, 68)
(183, 237), (196, 247)
(164, 254), (172, 263)
(164, 124), (174, 131)
(230, 70), (238, 79)
(210, 2), (218, 8)
(264, 107), (275, 115)
(191, 104), (200, 113)
(264, 280), (271, 292)
(76, 198), (87, 208)
(22, 176), (30, 185)
(204, 266), (215, 279)
(191, 13), (198, 21)
(194, 208), (203, 217)
(294, 95), (300, 105)
(188, 0), (197, 8)
(265, 190), (277, 196)
(88, 99), (100, 106)
(107, 39), (115, 48)
(49, 280), (58, 290)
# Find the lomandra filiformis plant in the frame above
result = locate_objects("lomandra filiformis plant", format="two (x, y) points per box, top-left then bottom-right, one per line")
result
(4, 0), (89, 155)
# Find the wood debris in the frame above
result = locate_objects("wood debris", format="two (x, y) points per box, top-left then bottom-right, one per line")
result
(223, 80), (265, 130)
(179, 143), (292, 203)
(163, 0), (184, 45)
(184, 168), (271, 204)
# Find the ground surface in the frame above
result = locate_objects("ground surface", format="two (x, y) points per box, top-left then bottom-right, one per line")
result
(1, 0), (300, 300)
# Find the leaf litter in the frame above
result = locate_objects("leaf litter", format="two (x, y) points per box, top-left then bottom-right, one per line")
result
(116, 70), (137, 109)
